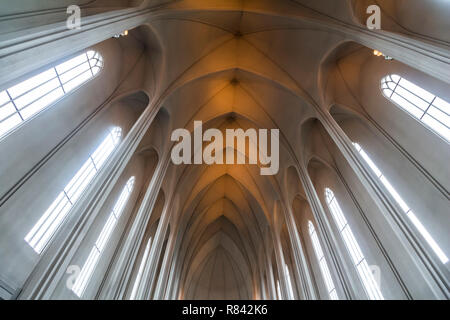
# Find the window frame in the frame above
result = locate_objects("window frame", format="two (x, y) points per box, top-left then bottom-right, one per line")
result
(0, 49), (104, 141)
(307, 220), (338, 300)
(25, 126), (122, 254)
(72, 176), (135, 298)
(324, 188), (384, 300)
(380, 74), (450, 143)
(353, 142), (448, 264)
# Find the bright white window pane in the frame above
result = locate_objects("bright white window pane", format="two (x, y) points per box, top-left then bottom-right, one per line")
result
(284, 265), (295, 299)
(0, 114), (22, 137)
(59, 62), (90, 84)
(308, 221), (338, 300)
(8, 69), (57, 99)
(130, 237), (152, 300)
(395, 86), (429, 111)
(357, 260), (383, 300)
(433, 97), (450, 114)
(14, 78), (60, 109)
(92, 66), (101, 76)
(399, 78), (435, 103)
(422, 115), (450, 141)
(63, 71), (93, 93)
(276, 280), (282, 300)
(353, 143), (449, 264)
(407, 211), (449, 264)
(427, 106), (449, 126)
(64, 159), (97, 203)
(391, 74), (401, 83)
(391, 93), (424, 119)
(379, 176), (410, 212)
(72, 247), (100, 297)
(0, 51), (103, 140)
(0, 103), (16, 121)
(87, 51), (95, 59)
(329, 289), (338, 300)
(0, 91), (10, 106)
(20, 88), (65, 120)
(325, 188), (384, 300)
(56, 54), (89, 75)
(72, 177), (135, 297)
(381, 75), (450, 142)
(25, 127), (122, 254)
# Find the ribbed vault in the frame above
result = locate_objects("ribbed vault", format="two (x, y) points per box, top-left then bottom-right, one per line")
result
(1, 0), (448, 301)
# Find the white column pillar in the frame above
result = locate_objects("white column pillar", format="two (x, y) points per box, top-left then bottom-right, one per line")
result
(281, 202), (318, 299)
(272, 230), (291, 300)
(136, 200), (172, 299)
(265, 253), (277, 300)
(152, 225), (176, 300)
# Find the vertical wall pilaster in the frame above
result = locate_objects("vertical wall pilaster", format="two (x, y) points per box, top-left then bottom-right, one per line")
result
(282, 203), (318, 299)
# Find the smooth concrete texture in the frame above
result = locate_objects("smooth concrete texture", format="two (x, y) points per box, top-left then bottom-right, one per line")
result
(0, 0), (448, 300)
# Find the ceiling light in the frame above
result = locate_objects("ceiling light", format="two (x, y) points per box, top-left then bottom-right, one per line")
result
(113, 30), (129, 38)
(373, 50), (393, 61)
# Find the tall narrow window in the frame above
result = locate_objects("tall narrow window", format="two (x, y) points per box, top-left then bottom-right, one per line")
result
(72, 177), (135, 298)
(25, 127), (122, 254)
(0, 50), (103, 139)
(308, 221), (338, 300)
(130, 237), (153, 300)
(276, 280), (282, 300)
(353, 142), (448, 264)
(284, 264), (295, 299)
(325, 188), (384, 300)
(381, 74), (450, 142)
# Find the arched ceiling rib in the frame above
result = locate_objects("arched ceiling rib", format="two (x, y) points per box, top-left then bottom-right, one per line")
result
(142, 1), (351, 300)
(116, 0), (448, 299)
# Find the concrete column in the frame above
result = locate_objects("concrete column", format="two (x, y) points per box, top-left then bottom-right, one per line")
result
(152, 225), (176, 300)
(281, 203), (318, 300)
(265, 252), (277, 300)
(136, 200), (172, 299)
(272, 230), (291, 300)
(96, 158), (169, 299)
(163, 245), (179, 300)
(317, 111), (449, 299)
(259, 269), (267, 300)
(18, 95), (160, 300)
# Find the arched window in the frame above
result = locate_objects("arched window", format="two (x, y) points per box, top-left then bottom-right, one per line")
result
(72, 176), (135, 298)
(130, 237), (153, 300)
(308, 221), (338, 300)
(353, 142), (448, 264)
(325, 188), (384, 300)
(25, 127), (121, 254)
(0, 50), (103, 139)
(381, 74), (450, 142)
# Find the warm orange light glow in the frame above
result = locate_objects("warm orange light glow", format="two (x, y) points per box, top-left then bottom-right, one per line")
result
(373, 50), (383, 57)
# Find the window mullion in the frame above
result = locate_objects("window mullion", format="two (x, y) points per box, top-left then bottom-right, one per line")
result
(54, 67), (66, 94)
(5, 90), (24, 121)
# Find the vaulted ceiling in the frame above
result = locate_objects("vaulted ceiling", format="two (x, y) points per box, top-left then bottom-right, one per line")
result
(112, 0), (449, 299)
